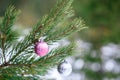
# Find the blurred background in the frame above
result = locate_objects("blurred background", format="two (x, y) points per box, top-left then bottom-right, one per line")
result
(0, 0), (120, 80)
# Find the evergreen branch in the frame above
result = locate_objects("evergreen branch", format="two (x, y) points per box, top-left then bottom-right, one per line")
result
(1, 5), (20, 34)
(8, 41), (33, 63)
(0, 6), (20, 42)
(1, 38), (6, 63)
(45, 18), (86, 42)
(42, 0), (74, 37)
(0, 43), (74, 78)
(31, 43), (74, 75)
(0, 6), (20, 65)
(0, 63), (30, 68)
(7, 25), (43, 63)
(7, 0), (75, 63)
(0, 0), (86, 79)
(45, 7), (74, 36)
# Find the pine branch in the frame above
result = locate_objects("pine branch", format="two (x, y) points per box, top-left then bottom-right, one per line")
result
(45, 18), (86, 42)
(7, 0), (76, 63)
(0, 5), (20, 64)
(42, 0), (74, 36)
(0, 0), (86, 79)
(0, 5), (20, 41)
(0, 43), (74, 79)
(29, 43), (74, 76)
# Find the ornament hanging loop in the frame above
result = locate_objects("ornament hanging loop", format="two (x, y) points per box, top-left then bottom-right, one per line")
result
(38, 36), (47, 42)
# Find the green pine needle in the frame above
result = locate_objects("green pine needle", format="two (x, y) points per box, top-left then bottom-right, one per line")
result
(0, 0), (86, 79)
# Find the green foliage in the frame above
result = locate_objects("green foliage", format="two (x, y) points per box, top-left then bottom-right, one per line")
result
(0, 5), (20, 43)
(0, 0), (85, 80)
(73, 0), (120, 47)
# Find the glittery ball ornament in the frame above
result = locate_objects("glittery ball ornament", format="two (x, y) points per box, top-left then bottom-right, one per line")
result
(58, 61), (72, 76)
(35, 40), (49, 57)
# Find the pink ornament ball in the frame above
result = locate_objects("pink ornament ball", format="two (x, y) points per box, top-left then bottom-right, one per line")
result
(35, 41), (49, 57)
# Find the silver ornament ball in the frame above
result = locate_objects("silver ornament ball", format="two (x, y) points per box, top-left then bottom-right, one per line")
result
(58, 61), (72, 76)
